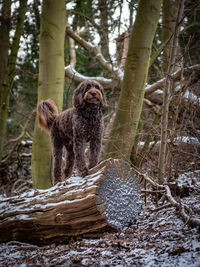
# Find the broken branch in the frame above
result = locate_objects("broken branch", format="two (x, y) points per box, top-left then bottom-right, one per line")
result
(145, 64), (200, 96)
(65, 65), (118, 89)
(65, 25), (123, 81)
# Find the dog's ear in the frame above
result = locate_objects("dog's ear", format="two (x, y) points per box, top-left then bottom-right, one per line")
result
(73, 92), (85, 108)
(99, 85), (107, 108)
(73, 82), (87, 108)
(101, 92), (107, 108)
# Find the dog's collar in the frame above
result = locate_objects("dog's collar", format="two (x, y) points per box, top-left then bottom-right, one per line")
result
(77, 105), (101, 120)
(91, 108), (98, 116)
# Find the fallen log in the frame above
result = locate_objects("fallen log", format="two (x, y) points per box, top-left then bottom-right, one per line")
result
(0, 158), (142, 244)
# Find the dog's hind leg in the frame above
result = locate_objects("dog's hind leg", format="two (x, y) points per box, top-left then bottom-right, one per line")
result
(64, 143), (74, 178)
(52, 141), (63, 185)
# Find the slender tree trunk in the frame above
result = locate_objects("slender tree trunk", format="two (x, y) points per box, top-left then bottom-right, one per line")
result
(98, 0), (110, 60)
(162, 0), (179, 73)
(158, 0), (185, 184)
(128, 0), (135, 31)
(0, 0), (27, 163)
(0, 0), (11, 147)
(105, 0), (162, 161)
(64, 12), (76, 109)
(31, 0), (66, 189)
(0, 0), (11, 99)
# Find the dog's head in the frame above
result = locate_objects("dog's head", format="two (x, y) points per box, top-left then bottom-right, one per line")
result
(73, 80), (107, 109)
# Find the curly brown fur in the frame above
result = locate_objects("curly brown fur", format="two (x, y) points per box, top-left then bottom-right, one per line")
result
(37, 99), (58, 131)
(37, 80), (107, 185)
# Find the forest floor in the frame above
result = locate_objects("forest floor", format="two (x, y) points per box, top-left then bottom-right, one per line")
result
(0, 199), (199, 266)
(0, 140), (200, 266)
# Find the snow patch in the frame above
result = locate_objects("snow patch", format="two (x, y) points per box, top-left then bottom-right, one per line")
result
(138, 135), (199, 147)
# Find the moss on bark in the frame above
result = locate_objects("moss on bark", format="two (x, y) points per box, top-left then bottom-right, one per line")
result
(31, 0), (66, 189)
(105, 0), (162, 161)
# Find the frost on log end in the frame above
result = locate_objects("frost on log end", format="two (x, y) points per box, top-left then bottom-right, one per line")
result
(0, 159), (142, 244)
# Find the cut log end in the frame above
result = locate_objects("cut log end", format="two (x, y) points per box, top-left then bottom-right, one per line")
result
(0, 158), (142, 244)
(96, 159), (142, 229)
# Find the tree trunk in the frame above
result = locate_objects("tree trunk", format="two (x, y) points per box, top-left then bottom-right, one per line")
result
(0, 0), (27, 163)
(0, 0), (11, 101)
(158, 0), (185, 184)
(98, 0), (110, 60)
(105, 0), (162, 161)
(0, 0), (11, 164)
(31, 0), (66, 189)
(162, 0), (179, 73)
(0, 159), (142, 244)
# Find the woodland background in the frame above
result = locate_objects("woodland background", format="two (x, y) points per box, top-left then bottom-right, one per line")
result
(0, 0), (199, 193)
(0, 0), (200, 265)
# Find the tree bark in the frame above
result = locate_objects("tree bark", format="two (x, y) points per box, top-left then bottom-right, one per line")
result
(104, 0), (162, 161)
(0, 159), (142, 244)
(0, 0), (11, 101)
(31, 0), (66, 189)
(98, 0), (110, 60)
(0, 0), (10, 164)
(162, 0), (179, 74)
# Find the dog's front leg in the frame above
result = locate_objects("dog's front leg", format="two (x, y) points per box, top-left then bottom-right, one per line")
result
(73, 134), (88, 177)
(88, 134), (102, 169)
(64, 144), (74, 178)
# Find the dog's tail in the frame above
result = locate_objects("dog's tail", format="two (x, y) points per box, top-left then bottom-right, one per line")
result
(37, 99), (59, 132)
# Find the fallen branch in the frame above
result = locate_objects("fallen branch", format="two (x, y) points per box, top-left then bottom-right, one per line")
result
(164, 184), (200, 226)
(149, 203), (172, 212)
(0, 158), (142, 244)
(136, 169), (200, 227)
(141, 190), (165, 194)
(135, 170), (164, 190)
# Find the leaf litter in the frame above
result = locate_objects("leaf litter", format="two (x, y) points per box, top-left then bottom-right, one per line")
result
(0, 198), (199, 266)
(0, 156), (199, 266)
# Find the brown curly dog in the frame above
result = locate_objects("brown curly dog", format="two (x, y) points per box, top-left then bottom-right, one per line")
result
(37, 80), (107, 185)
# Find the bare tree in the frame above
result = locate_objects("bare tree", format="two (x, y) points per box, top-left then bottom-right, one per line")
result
(158, 0), (185, 184)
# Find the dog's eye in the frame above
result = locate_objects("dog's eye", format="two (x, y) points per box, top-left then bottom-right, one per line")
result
(87, 85), (91, 90)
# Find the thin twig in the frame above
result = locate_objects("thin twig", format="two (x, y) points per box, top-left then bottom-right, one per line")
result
(137, 170), (200, 227)
(1, 110), (35, 164)
(149, 204), (172, 212)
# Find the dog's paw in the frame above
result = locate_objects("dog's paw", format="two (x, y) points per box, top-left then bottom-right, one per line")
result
(79, 167), (88, 177)
(53, 178), (62, 185)
(64, 168), (73, 178)
(88, 162), (97, 169)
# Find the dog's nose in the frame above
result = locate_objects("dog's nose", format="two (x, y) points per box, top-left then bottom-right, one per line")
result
(91, 92), (97, 97)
